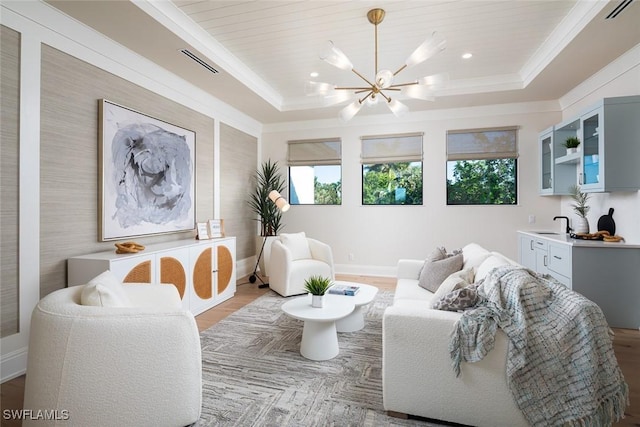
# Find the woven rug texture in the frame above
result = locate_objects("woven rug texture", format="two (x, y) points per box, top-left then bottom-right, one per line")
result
(197, 290), (443, 427)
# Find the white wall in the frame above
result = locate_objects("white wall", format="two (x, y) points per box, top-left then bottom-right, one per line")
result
(262, 103), (562, 275)
(558, 44), (640, 242)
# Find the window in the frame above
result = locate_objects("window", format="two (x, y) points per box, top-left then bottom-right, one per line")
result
(446, 127), (518, 205)
(361, 133), (423, 205)
(288, 138), (341, 205)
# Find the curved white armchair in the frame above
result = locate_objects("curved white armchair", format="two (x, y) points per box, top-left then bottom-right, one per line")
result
(268, 232), (335, 297)
(23, 283), (202, 427)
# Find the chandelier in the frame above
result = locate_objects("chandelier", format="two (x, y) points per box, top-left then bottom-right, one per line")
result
(306, 8), (447, 122)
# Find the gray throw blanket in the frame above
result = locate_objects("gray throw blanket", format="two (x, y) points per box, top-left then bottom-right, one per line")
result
(449, 265), (628, 427)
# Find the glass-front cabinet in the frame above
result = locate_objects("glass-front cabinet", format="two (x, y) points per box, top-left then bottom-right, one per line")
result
(539, 96), (640, 194)
(580, 108), (602, 190)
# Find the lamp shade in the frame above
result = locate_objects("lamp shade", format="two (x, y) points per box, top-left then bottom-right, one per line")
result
(320, 41), (353, 71)
(404, 31), (446, 68)
(339, 100), (363, 122)
(387, 99), (409, 117)
(401, 85), (435, 101)
(268, 190), (290, 212)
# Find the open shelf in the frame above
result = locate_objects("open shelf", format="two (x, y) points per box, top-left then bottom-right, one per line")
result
(555, 152), (581, 165)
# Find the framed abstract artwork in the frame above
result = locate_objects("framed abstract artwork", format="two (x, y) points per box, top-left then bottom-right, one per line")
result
(99, 99), (196, 241)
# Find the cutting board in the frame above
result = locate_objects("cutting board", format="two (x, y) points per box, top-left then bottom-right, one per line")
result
(597, 208), (616, 235)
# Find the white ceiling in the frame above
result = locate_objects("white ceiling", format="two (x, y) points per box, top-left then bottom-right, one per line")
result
(47, 0), (640, 123)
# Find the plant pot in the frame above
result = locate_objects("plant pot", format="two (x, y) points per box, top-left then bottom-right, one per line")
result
(566, 147), (577, 155)
(574, 217), (589, 234)
(311, 294), (324, 308)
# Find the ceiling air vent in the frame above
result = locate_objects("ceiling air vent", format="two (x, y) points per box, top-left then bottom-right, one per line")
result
(605, 0), (634, 19)
(180, 49), (219, 74)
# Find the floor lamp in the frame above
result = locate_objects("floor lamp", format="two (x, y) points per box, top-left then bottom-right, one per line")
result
(249, 190), (289, 288)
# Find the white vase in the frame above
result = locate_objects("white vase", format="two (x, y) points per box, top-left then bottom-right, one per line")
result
(311, 294), (324, 308)
(574, 217), (589, 234)
(566, 147), (576, 155)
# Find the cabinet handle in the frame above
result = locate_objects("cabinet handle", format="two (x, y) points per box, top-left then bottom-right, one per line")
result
(543, 255), (548, 266)
(553, 255), (562, 260)
(579, 173), (583, 185)
(536, 241), (544, 246)
(530, 240), (534, 250)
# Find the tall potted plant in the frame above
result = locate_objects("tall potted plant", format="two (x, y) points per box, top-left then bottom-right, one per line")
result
(248, 160), (286, 275)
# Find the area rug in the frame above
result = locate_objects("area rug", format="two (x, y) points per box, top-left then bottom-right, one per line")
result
(197, 290), (444, 427)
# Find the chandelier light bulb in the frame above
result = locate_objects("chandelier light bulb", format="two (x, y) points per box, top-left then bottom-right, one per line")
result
(339, 100), (363, 122)
(366, 92), (380, 105)
(320, 41), (353, 71)
(405, 31), (446, 68)
(305, 81), (335, 96)
(375, 69), (394, 89)
(387, 99), (409, 117)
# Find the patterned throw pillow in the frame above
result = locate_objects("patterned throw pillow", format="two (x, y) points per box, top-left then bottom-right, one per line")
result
(432, 284), (480, 312)
(430, 268), (474, 308)
(418, 248), (463, 293)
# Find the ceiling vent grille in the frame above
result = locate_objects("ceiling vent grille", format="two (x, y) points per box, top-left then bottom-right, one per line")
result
(605, 0), (634, 19)
(180, 49), (219, 74)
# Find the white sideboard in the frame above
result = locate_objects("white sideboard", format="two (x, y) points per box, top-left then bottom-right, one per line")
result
(518, 231), (640, 329)
(68, 237), (236, 316)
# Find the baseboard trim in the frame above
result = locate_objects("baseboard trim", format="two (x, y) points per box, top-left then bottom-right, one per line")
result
(335, 263), (396, 278)
(1, 346), (28, 383)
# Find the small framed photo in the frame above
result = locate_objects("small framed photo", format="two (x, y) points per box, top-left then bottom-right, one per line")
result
(196, 222), (210, 240)
(208, 219), (224, 238)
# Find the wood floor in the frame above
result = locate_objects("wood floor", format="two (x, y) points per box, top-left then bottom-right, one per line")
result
(1, 274), (638, 426)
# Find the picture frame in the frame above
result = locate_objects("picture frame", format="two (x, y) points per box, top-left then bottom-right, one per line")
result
(99, 99), (196, 241)
(207, 219), (225, 238)
(196, 222), (210, 240)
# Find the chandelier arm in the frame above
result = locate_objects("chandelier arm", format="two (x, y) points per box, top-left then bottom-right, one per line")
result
(389, 82), (419, 88)
(351, 68), (376, 88)
(335, 86), (373, 91)
(393, 64), (408, 76)
(360, 91), (374, 103)
(385, 88), (401, 91)
(379, 91), (392, 103)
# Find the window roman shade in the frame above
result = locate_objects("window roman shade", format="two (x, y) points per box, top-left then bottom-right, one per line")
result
(360, 133), (423, 163)
(446, 127), (519, 161)
(287, 138), (341, 166)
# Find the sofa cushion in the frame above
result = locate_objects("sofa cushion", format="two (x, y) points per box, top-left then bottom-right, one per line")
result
(418, 249), (463, 293)
(462, 243), (492, 273)
(475, 255), (512, 283)
(430, 268), (473, 307)
(432, 284), (480, 312)
(80, 270), (132, 307)
(394, 278), (435, 304)
(280, 232), (312, 260)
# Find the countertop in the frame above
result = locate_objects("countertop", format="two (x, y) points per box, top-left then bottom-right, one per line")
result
(518, 230), (640, 249)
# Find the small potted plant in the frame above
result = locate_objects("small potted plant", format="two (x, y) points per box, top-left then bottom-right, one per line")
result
(563, 136), (581, 155)
(304, 275), (332, 308)
(569, 184), (590, 233)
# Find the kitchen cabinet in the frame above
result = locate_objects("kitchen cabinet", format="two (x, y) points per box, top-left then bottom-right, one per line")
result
(518, 231), (640, 329)
(542, 95), (640, 194)
(68, 237), (236, 315)
(538, 126), (574, 195)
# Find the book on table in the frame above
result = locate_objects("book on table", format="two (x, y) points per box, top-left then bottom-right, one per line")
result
(328, 284), (360, 296)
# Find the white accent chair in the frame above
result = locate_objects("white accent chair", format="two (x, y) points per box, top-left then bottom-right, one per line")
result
(268, 232), (335, 297)
(23, 281), (202, 427)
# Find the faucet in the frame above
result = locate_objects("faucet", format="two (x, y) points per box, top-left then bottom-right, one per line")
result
(553, 216), (572, 234)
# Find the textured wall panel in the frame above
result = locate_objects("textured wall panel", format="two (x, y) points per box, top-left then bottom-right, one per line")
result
(0, 25), (20, 337)
(40, 45), (214, 297)
(219, 123), (257, 261)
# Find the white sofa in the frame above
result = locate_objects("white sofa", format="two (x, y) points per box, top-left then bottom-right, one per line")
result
(23, 283), (202, 427)
(382, 243), (530, 427)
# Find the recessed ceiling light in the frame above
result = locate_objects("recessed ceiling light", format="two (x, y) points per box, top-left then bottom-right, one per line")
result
(462, 53), (473, 59)
(310, 72), (319, 78)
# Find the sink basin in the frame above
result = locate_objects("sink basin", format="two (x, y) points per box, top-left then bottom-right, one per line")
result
(535, 231), (560, 235)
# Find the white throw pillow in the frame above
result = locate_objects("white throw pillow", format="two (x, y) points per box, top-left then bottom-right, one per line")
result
(430, 268), (474, 308)
(280, 232), (312, 260)
(475, 255), (511, 283)
(80, 270), (132, 307)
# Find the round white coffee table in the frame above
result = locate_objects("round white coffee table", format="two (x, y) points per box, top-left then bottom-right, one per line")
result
(331, 282), (379, 333)
(281, 294), (354, 361)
